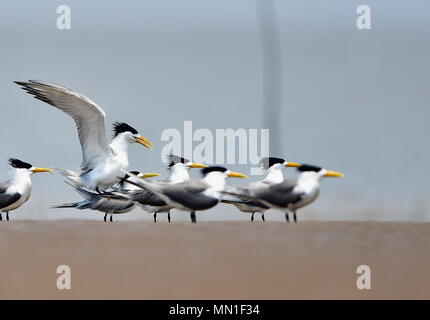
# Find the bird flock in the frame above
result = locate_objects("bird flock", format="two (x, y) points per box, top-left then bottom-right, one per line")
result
(0, 80), (344, 223)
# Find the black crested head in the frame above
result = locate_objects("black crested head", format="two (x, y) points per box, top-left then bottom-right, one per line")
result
(201, 166), (228, 176)
(9, 158), (32, 169)
(167, 154), (190, 168)
(297, 164), (322, 173)
(113, 122), (138, 137)
(260, 157), (285, 169)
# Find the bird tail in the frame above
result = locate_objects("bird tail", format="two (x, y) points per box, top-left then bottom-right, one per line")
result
(50, 203), (78, 209)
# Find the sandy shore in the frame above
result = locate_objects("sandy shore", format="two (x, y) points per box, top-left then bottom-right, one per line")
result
(0, 220), (429, 299)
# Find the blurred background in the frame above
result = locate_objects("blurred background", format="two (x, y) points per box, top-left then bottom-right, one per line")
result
(0, 0), (428, 221)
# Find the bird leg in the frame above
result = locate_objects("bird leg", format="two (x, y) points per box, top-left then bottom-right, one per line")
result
(167, 211), (171, 223)
(110, 214), (113, 222)
(293, 211), (297, 223)
(0, 213), (2, 221)
(190, 211), (196, 224)
(262, 213), (265, 222)
(251, 213), (254, 222)
(153, 213), (157, 223)
(6, 212), (9, 221)
(96, 187), (102, 195)
(285, 211), (290, 223)
(104, 213), (107, 222)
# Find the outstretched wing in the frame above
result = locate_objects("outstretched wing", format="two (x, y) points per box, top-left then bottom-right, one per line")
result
(15, 80), (110, 170)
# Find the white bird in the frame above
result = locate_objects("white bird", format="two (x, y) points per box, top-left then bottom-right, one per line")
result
(125, 166), (247, 223)
(221, 156), (300, 221)
(223, 164), (344, 223)
(0, 159), (52, 221)
(52, 172), (160, 222)
(15, 80), (152, 191)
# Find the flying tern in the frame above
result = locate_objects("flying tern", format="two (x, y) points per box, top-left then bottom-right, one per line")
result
(15, 80), (152, 191)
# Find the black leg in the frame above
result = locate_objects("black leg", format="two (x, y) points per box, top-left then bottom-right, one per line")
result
(285, 212), (290, 223)
(293, 211), (297, 223)
(251, 213), (254, 222)
(167, 211), (171, 223)
(6, 212), (9, 221)
(153, 213), (157, 223)
(110, 214), (113, 222)
(262, 213), (265, 222)
(104, 213), (107, 222)
(0, 213), (2, 221)
(190, 211), (196, 224)
(96, 187), (102, 194)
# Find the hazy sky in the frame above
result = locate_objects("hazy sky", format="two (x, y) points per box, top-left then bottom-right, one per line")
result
(0, 1), (428, 221)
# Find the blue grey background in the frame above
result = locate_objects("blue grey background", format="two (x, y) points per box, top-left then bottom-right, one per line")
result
(0, 1), (428, 221)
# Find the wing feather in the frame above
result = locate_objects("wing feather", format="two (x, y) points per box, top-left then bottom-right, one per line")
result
(15, 80), (110, 169)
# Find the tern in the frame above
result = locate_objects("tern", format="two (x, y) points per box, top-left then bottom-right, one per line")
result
(223, 164), (344, 223)
(111, 155), (208, 222)
(132, 155), (207, 223)
(52, 172), (160, 222)
(0, 159), (52, 221)
(125, 166), (247, 223)
(221, 157), (300, 221)
(15, 80), (152, 191)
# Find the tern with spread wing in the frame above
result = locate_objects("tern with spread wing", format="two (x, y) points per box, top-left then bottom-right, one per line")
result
(15, 80), (152, 191)
(0, 159), (52, 221)
(221, 156), (300, 221)
(223, 164), (344, 223)
(125, 166), (247, 223)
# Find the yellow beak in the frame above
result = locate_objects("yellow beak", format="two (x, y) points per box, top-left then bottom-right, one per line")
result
(135, 136), (153, 149)
(324, 170), (345, 178)
(32, 167), (52, 173)
(227, 171), (248, 178)
(284, 162), (301, 168)
(138, 172), (160, 179)
(188, 163), (208, 169)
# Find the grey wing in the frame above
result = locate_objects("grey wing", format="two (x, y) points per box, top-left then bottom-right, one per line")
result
(90, 198), (135, 212)
(131, 190), (166, 207)
(256, 180), (301, 208)
(15, 80), (110, 170)
(160, 180), (218, 210)
(0, 192), (21, 209)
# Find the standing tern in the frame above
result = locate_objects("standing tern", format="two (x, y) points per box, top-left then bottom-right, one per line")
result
(52, 172), (160, 222)
(0, 159), (52, 221)
(221, 156), (300, 221)
(133, 155), (207, 222)
(125, 166), (247, 223)
(113, 155), (208, 222)
(223, 164), (344, 223)
(14, 80), (152, 191)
